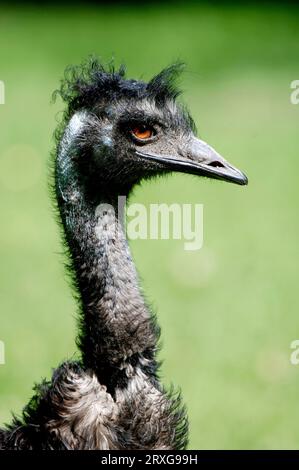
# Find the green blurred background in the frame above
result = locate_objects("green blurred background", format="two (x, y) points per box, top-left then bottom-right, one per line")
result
(0, 2), (299, 449)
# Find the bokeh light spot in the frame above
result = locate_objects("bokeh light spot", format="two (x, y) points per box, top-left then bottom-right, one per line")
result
(169, 248), (217, 288)
(0, 144), (42, 191)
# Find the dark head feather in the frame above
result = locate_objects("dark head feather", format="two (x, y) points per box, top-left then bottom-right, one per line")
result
(146, 62), (185, 104)
(53, 57), (185, 116)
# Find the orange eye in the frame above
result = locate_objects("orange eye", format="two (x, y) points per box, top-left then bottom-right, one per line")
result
(132, 126), (153, 140)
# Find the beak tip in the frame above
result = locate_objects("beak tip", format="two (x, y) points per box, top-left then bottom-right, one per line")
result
(240, 172), (248, 186)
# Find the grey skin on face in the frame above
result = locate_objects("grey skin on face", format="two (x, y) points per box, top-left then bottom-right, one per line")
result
(90, 94), (248, 188)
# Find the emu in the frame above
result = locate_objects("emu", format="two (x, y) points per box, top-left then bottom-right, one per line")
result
(0, 59), (247, 450)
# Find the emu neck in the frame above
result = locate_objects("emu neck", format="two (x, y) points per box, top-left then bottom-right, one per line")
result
(56, 144), (158, 388)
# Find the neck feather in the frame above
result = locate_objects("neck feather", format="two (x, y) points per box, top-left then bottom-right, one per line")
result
(55, 112), (159, 388)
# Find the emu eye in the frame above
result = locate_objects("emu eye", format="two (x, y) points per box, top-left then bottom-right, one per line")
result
(131, 125), (154, 141)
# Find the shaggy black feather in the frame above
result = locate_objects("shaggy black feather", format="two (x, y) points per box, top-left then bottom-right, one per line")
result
(55, 57), (181, 111)
(53, 56), (196, 141)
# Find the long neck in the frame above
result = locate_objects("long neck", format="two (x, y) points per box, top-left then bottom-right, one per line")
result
(55, 122), (159, 390)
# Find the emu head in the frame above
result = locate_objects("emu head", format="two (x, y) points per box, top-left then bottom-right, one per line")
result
(57, 59), (247, 196)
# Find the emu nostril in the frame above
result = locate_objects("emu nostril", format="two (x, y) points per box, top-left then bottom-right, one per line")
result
(208, 161), (225, 168)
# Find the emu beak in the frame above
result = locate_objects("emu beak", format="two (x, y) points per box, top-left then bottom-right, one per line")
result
(136, 137), (248, 186)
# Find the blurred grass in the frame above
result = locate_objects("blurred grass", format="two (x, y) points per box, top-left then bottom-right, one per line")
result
(0, 2), (299, 449)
